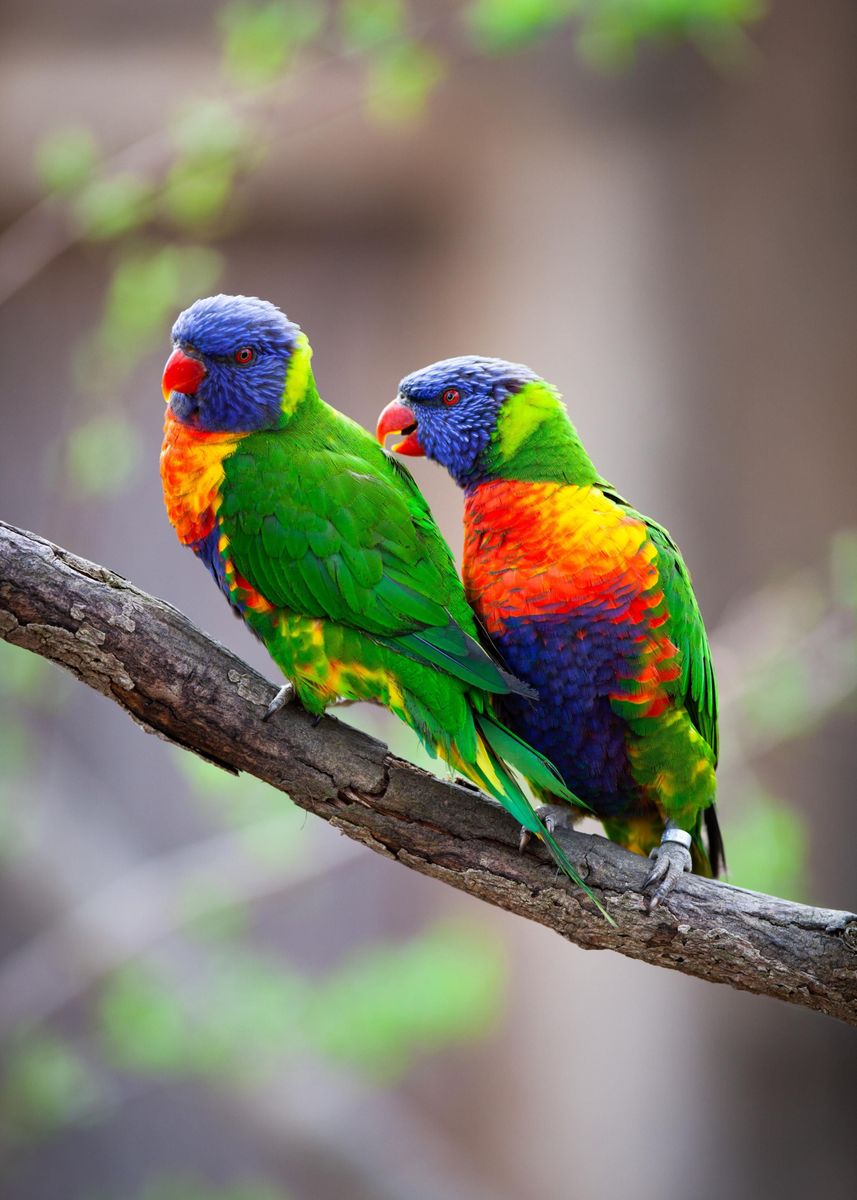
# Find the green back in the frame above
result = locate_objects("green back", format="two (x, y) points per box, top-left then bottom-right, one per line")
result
(219, 380), (522, 699)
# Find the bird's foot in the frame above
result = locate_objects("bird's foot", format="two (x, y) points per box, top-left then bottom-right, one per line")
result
(643, 826), (692, 911)
(262, 683), (295, 722)
(518, 805), (573, 852)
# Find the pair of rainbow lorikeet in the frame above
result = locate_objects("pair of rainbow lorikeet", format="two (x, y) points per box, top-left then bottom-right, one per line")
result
(161, 294), (723, 918)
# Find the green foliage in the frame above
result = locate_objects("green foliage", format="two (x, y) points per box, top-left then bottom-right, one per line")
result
(177, 883), (249, 943)
(98, 966), (216, 1076)
(171, 101), (248, 167)
(575, 0), (765, 67)
(100, 245), (223, 359)
(162, 164), (235, 228)
(0, 1034), (100, 1141)
(0, 641), (59, 859)
(72, 243), (222, 405)
(466, 0), (579, 52)
(0, 716), (32, 778)
(742, 656), (815, 744)
(466, 0), (764, 64)
(831, 528), (857, 614)
(164, 101), (252, 228)
(74, 174), (154, 240)
(34, 127), (99, 195)
(0, 638), (61, 706)
(308, 920), (505, 1080)
(64, 414), (142, 498)
(219, 0), (327, 86)
(366, 41), (445, 124)
(96, 922), (506, 1084)
(340, 0), (406, 50)
(129, 1177), (289, 1200)
(175, 752), (304, 862)
(98, 957), (310, 1077)
(726, 789), (807, 901)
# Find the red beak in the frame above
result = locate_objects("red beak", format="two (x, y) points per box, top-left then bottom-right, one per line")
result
(162, 347), (207, 402)
(376, 398), (424, 457)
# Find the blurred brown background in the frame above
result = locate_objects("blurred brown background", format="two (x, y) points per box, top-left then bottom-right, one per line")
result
(1, 2), (856, 1198)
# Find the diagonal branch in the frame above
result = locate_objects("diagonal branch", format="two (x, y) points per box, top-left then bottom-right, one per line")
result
(1, 519), (856, 1026)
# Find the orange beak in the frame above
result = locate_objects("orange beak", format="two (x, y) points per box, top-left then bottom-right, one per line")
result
(376, 398), (424, 456)
(161, 346), (207, 402)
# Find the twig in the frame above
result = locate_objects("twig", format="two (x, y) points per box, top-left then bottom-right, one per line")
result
(1, 519), (856, 1026)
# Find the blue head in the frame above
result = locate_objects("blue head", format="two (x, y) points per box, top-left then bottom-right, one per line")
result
(162, 294), (312, 432)
(377, 356), (540, 488)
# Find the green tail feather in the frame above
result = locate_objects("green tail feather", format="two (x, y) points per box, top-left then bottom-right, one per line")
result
(476, 715), (593, 813)
(474, 715), (613, 924)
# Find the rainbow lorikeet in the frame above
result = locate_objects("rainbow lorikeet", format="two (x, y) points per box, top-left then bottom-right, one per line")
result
(159, 296), (609, 914)
(377, 357), (724, 907)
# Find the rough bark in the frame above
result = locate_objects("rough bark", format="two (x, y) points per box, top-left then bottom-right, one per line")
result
(1, 519), (855, 1026)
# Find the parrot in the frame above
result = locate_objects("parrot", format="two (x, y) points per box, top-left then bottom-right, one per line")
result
(159, 295), (610, 917)
(377, 356), (724, 908)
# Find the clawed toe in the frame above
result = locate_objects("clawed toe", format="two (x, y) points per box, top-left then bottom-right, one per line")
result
(643, 839), (692, 912)
(519, 804), (572, 854)
(536, 804), (572, 835)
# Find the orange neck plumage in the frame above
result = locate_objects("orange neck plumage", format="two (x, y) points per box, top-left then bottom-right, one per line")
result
(160, 410), (247, 545)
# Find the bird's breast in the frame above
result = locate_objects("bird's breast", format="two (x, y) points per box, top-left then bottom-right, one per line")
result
(160, 410), (248, 545)
(463, 479), (657, 630)
(463, 478), (682, 726)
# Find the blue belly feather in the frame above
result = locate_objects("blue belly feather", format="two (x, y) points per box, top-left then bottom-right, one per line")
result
(492, 606), (641, 817)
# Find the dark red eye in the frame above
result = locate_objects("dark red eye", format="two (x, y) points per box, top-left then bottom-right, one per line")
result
(442, 388), (460, 407)
(234, 346), (255, 365)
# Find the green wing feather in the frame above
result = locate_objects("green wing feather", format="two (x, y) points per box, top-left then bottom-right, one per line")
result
(220, 429), (527, 698)
(645, 519), (718, 764)
(602, 488), (718, 763)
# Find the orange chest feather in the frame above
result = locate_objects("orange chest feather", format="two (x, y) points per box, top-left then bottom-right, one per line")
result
(160, 412), (246, 545)
(463, 480), (661, 626)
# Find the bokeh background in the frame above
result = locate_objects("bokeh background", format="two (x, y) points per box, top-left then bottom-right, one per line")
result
(1, 2), (856, 1198)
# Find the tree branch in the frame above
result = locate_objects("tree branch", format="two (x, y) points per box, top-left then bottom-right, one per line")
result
(1, 519), (856, 1026)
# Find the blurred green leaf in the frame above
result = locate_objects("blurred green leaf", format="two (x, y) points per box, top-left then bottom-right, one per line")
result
(162, 162), (235, 227)
(576, 0), (764, 68)
(831, 528), (857, 614)
(174, 752), (304, 863)
(99, 967), (196, 1075)
(741, 657), (815, 744)
(98, 921), (506, 1086)
(341, 0), (406, 50)
(466, 0), (763, 62)
(0, 785), (23, 862)
(134, 1176), (289, 1200)
(98, 959), (309, 1078)
(219, 0), (326, 86)
(198, 956), (309, 1069)
(74, 174), (153, 239)
(0, 639), (57, 704)
(726, 790), (807, 900)
(101, 245), (223, 350)
(0, 1034), (100, 1141)
(34, 127), (99, 194)
(366, 41), (445, 124)
(73, 244), (222, 394)
(466, 0), (578, 52)
(171, 100), (248, 168)
(64, 415), (142, 498)
(308, 920), (506, 1079)
(178, 883), (249, 943)
(0, 716), (32, 776)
